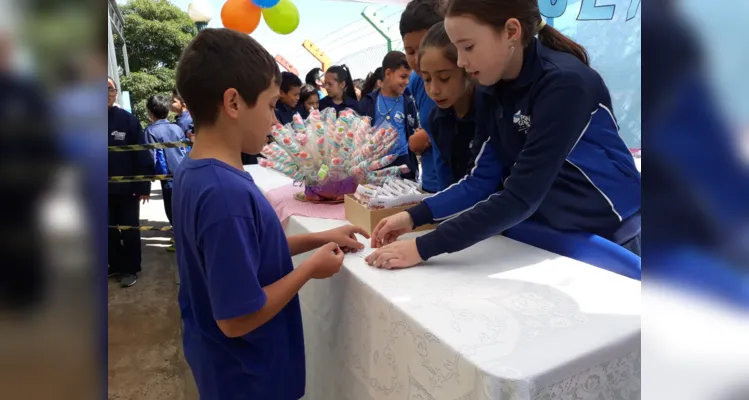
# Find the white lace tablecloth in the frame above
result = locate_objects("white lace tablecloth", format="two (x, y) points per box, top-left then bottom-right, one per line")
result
(247, 165), (641, 400)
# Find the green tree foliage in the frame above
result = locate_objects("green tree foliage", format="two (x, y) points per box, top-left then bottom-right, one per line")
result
(116, 0), (196, 72)
(120, 68), (176, 125)
(114, 0), (194, 123)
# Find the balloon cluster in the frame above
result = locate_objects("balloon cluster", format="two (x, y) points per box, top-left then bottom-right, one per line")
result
(259, 108), (408, 191)
(221, 0), (299, 35)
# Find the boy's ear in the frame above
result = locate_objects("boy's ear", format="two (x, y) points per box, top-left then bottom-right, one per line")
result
(223, 88), (241, 119)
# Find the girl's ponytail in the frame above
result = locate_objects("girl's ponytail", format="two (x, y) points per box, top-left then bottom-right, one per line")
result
(537, 23), (589, 66)
(341, 64), (357, 101)
(361, 67), (383, 97)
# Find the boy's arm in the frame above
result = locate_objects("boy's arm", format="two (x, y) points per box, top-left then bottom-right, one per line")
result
(287, 226), (368, 256)
(218, 264), (314, 338)
(287, 233), (325, 256)
(203, 215), (314, 338)
(144, 127), (168, 175)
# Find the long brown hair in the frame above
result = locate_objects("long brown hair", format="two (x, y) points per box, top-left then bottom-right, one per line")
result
(418, 21), (459, 67)
(444, 0), (589, 66)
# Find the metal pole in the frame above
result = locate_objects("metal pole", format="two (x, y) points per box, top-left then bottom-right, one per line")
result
(361, 6), (396, 52)
(121, 42), (131, 76)
(195, 22), (208, 32)
(108, 15), (122, 102)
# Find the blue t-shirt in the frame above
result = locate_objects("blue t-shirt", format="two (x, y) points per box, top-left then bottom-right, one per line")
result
(408, 72), (439, 192)
(374, 94), (408, 157)
(173, 157), (305, 400)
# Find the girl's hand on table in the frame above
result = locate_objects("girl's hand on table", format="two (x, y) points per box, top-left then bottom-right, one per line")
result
(365, 239), (423, 270)
(371, 211), (414, 248)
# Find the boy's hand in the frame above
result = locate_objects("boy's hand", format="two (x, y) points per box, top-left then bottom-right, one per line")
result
(319, 226), (370, 253)
(304, 242), (345, 279)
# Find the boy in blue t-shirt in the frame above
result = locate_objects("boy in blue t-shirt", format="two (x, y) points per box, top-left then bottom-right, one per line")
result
(358, 51), (420, 181)
(173, 28), (369, 400)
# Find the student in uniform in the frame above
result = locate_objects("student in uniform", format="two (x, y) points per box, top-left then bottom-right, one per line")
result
(298, 84), (319, 119)
(400, 0), (443, 193)
(353, 78), (364, 100)
(108, 76), (152, 287)
(319, 65), (359, 115)
(358, 51), (420, 181)
(173, 28), (369, 399)
(366, 0), (641, 269)
(171, 88), (194, 141)
(144, 94), (188, 252)
(305, 67), (326, 100)
(275, 71), (302, 125)
(361, 67), (383, 98)
(418, 21), (477, 189)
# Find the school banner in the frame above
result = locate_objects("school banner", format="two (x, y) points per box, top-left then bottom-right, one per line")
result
(334, 0), (641, 149)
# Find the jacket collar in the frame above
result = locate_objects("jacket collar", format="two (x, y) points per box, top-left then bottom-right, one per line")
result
(276, 101), (295, 112)
(366, 87), (413, 101)
(433, 88), (477, 122)
(477, 37), (545, 97)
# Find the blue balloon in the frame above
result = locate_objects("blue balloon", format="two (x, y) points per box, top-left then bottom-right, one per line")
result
(252, 0), (280, 8)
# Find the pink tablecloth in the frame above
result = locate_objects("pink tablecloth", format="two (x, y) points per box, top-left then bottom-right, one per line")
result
(266, 183), (346, 227)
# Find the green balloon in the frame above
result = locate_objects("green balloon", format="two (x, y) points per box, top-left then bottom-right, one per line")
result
(262, 0), (300, 35)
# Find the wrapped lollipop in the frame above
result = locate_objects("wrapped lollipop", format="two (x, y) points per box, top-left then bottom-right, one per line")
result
(259, 157), (304, 181)
(328, 157), (347, 181)
(290, 113), (306, 134)
(366, 164), (410, 179)
(338, 129), (357, 162)
(272, 125), (302, 155)
(367, 154), (400, 172)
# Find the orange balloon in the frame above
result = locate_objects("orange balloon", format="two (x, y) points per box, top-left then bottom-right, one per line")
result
(221, 0), (262, 34)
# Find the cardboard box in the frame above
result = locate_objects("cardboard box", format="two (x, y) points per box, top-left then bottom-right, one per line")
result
(344, 194), (437, 235)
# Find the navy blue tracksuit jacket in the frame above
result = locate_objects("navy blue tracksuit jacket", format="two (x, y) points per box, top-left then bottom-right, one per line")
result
(275, 101), (302, 125)
(108, 106), (152, 196)
(144, 119), (188, 190)
(408, 38), (641, 261)
(318, 96), (359, 116)
(428, 94), (478, 189)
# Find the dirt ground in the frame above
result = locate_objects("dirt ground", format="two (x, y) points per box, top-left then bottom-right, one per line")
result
(108, 184), (197, 400)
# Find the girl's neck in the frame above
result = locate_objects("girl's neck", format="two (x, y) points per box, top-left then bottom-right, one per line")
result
(333, 94), (344, 104)
(452, 85), (474, 119)
(187, 127), (244, 171)
(502, 46), (525, 81)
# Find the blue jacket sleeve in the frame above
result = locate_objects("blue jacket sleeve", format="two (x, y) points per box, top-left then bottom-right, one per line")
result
(412, 76), (596, 260)
(144, 126), (169, 176)
(407, 133), (503, 225)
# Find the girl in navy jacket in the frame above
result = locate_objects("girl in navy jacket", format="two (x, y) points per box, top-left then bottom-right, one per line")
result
(418, 21), (478, 190)
(319, 65), (359, 115)
(366, 0), (641, 269)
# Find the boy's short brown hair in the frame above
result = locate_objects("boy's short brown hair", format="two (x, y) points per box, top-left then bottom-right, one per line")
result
(176, 28), (281, 129)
